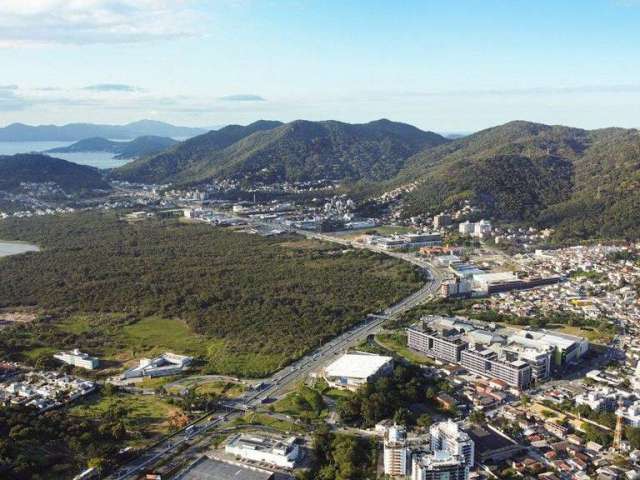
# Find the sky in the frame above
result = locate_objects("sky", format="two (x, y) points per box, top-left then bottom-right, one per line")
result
(1, 0), (640, 132)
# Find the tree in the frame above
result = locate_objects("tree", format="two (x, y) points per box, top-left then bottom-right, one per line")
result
(416, 414), (432, 429)
(393, 408), (411, 426)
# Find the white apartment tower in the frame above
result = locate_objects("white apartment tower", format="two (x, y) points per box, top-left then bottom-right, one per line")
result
(429, 420), (475, 468)
(384, 424), (410, 477)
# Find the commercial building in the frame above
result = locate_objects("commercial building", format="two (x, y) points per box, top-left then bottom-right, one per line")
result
(53, 349), (99, 370)
(460, 349), (532, 389)
(407, 322), (466, 364)
(407, 315), (586, 388)
(411, 450), (469, 480)
(323, 352), (393, 391)
(384, 425), (410, 477)
(225, 434), (300, 469)
(465, 424), (524, 464)
(366, 232), (442, 251)
(121, 352), (192, 379)
(429, 420), (475, 468)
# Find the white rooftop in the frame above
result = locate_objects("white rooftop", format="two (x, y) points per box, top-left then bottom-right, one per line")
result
(324, 353), (392, 379)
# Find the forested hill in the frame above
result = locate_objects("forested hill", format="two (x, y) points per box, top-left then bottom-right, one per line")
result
(399, 121), (640, 240)
(0, 154), (110, 193)
(46, 135), (179, 159)
(112, 119), (448, 184)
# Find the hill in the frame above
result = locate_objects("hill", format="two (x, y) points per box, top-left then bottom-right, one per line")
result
(0, 120), (205, 142)
(112, 119), (448, 184)
(399, 121), (640, 240)
(0, 154), (110, 193)
(46, 135), (179, 159)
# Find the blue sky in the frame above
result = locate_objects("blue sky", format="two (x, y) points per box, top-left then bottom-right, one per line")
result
(1, 0), (639, 132)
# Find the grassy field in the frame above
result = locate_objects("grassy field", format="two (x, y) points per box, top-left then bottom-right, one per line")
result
(548, 324), (611, 344)
(70, 392), (182, 446)
(50, 315), (211, 367)
(375, 333), (435, 365)
(235, 412), (305, 434)
(271, 384), (327, 420)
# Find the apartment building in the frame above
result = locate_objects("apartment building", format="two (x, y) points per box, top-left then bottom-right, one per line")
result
(384, 425), (410, 477)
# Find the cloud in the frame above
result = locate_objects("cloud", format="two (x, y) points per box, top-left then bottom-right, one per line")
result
(0, 1), (202, 47)
(0, 87), (30, 111)
(219, 94), (266, 102)
(83, 83), (142, 92)
(397, 84), (640, 98)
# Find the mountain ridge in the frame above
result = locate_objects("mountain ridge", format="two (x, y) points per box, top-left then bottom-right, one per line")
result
(112, 119), (448, 184)
(0, 120), (205, 142)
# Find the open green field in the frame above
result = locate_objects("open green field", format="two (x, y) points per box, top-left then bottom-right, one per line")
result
(375, 332), (435, 365)
(70, 392), (182, 445)
(271, 384), (327, 420)
(234, 412), (305, 434)
(0, 212), (422, 377)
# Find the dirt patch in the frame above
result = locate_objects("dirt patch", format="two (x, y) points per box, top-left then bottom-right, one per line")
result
(0, 308), (38, 329)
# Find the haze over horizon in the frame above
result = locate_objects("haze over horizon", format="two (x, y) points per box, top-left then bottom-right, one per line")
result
(1, 0), (640, 132)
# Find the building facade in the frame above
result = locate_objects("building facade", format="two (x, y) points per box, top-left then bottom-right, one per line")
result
(384, 425), (410, 477)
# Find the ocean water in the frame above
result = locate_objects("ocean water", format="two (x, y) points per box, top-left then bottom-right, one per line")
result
(0, 141), (132, 169)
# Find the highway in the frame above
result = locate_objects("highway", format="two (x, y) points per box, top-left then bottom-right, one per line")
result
(105, 222), (444, 480)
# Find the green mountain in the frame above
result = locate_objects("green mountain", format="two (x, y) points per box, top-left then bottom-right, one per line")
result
(112, 119), (448, 184)
(0, 154), (110, 193)
(400, 121), (640, 239)
(46, 135), (179, 159)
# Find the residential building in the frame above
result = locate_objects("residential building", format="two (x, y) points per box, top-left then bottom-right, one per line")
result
(411, 450), (469, 480)
(433, 214), (452, 229)
(323, 352), (393, 391)
(384, 425), (410, 477)
(429, 420), (475, 468)
(53, 349), (99, 370)
(225, 434), (300, 469)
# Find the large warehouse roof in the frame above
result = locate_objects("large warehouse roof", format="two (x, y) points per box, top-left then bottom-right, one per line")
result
(324, 353), (392, 379)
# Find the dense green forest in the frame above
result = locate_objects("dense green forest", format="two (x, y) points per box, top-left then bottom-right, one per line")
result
(400, 121), (640, 240)
(113, 119), (447, 184)
(0, 213), (422, 376)
(0, 404), (124, 480)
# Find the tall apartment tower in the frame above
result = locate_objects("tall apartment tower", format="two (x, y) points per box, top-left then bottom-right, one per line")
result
(384, 424), (410, 477)
(614, 400), (625, 451)
(429, 420), (475, 468)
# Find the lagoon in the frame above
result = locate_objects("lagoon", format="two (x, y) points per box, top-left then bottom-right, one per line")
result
(0, 241), (40, 257)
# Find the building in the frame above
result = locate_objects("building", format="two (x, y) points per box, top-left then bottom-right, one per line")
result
(121, 352), (192, 379)
(407, 315), (587, 387)
(411, 450), (469, 480)
(407, 322), (466, 364)
(384, 425), (410, 477)
(458, 221), (474, 236)
(575, 389), (619, 412)
(323, 352), (393, 391)
(465, 424), (524, 464)
(225, 434), (299, 469)
(460, 349), (532, 390)
(53, 349), (99, 370)
(429, 420), (475, 468)
(617, 400), (640, 428)
(174, 456), (274, 480)
(473, 220), (492, 238)
(434, 214), (452, 229)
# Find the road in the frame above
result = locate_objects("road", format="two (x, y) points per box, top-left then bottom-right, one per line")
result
(106, 221), (444, 480)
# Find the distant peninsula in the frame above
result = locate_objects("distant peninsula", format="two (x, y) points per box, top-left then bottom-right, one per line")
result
(46, 135), (179, 159)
